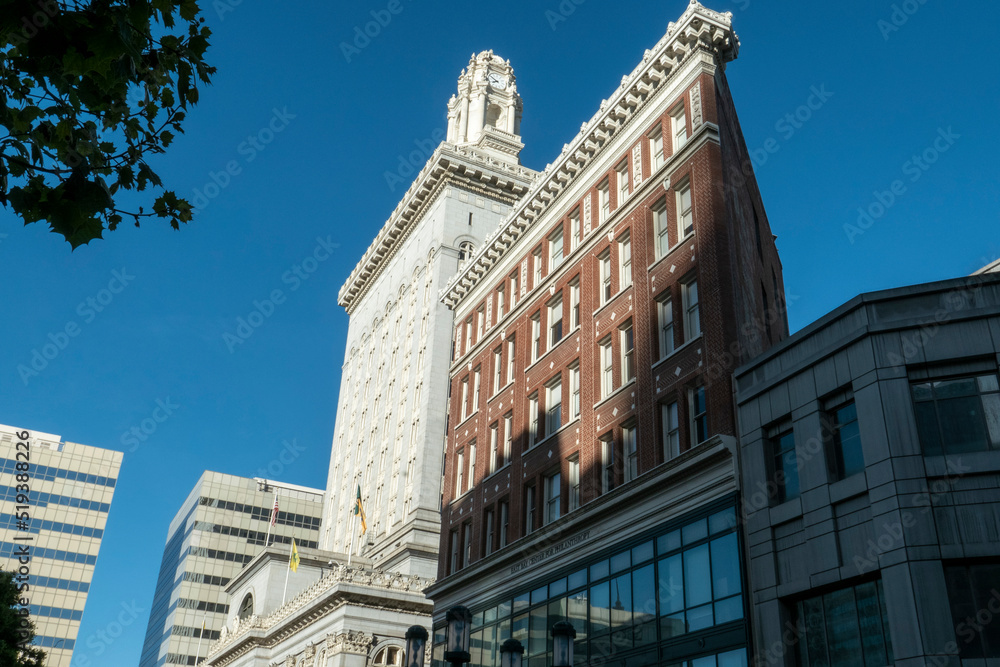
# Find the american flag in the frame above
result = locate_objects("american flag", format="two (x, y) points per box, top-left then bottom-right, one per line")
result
(270, 495), (279, 526)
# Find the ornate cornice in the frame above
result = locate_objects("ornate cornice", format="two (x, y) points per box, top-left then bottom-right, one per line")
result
(440, 0), (738, 309)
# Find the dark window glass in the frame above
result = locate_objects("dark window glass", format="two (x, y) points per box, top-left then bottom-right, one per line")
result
(795, 579), (893, 667)
(829, 401), (864, 479)
(911, 374), (1000, 455)
(945, 563), (1000, 658)
(771, 430), (799, 503)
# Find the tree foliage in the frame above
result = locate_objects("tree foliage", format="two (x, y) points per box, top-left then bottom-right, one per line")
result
(0, 0), (215, 248)
(0, 570), (45, 667)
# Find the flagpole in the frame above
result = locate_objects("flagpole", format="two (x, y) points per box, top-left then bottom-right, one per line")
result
(347, 512), (356, 568)
(264, 492), (277, 548)
(282, 539), (294, 606)
(195, 618), (206, 665)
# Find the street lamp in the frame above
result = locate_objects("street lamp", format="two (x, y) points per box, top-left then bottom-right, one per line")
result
(551, 621), (576, 667)
(499, 638), (524, 667)
(444, 605), (473, 665)
(404, 625), (428, 667)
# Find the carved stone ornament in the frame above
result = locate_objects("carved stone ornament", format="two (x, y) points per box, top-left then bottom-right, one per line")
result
(690, 81), (703, 128)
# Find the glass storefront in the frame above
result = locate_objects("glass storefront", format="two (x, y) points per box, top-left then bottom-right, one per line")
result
(433, 500), (747, 667)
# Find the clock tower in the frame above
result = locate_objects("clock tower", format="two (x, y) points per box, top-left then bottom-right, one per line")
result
(446, 50), (525, 163)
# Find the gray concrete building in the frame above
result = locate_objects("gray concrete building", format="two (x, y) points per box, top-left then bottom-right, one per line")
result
(735, 271), (1000, 666)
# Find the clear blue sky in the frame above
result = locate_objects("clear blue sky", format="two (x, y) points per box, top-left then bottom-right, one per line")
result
(1, 1), (998, 664)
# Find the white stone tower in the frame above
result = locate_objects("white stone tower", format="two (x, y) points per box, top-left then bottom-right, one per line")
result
(446, 50), (525, 163)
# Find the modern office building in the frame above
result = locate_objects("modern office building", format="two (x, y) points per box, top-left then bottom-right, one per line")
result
(0, 423), (123, 667)
(138, 472), (323, 667)
(735, 272), (1000, 666)
(428, 3), (786, 665)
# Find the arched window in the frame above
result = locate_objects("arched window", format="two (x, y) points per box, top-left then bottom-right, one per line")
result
(237, 593), (253, 620)
(458, 242), (475, 262)
(372, 646), (402, 666)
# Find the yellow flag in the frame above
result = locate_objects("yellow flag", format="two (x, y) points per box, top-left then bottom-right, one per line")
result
(353, 485), (367, 534)
(289, 538), (300, 573)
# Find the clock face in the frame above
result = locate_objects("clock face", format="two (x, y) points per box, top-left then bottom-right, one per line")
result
(488, 72), (507, 90)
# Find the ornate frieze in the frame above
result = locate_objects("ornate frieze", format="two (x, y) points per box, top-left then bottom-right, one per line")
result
(690, 81), (703, 128)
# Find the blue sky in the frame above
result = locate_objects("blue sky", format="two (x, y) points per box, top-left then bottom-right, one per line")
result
(1, 0), (998, 664)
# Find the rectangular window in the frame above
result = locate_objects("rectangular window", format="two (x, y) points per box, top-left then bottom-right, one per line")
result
(533, 248), (543, 287)
(493, 347), (503, 394)
(911, 373), (1000, 456)
(472, 368), (481, 413)
(620, 324), (635, 384)
(570, 278), (580, 329)
(617, 161), (629, 204)
(548, 295), (564, 347)
(945, 563), (1000, 659)
(525, 485), (537, 535)
(691, 385), (708, 446)
(658, 295), (675, 359)
(601, 436), (616, 495)
(549, 227), (564, 268)
(499, 500), (509, 548)
(455, 449), (465, 497)
(599, 251), (612, 305)
(531, 313), (541, 362)
(489, 423), (500, 475)
(682, 275), (701, 341)
(464, 318), (473, 354)
(476, 307), (485, 340)
(449, 529), (460, 574)
(484, 508), (495, 556)
(662, 402), (680, 461)
(506, 337), (516, 385)
(529, 393), (540, 446)
(568, 455), (580, 511)
(677, 181), (693, 239)
(671, 103), (688, 151)
(467, 441), (476, 492)
(570, 363), (581, 420)
(795, 580), (893, 667)
(619, 233), (632, 289)
(545, 471), (561, 524)
(650, 127), (665, 171)
(496, 285), (505, 322)
(827, 399), (864, 480)
(462, 522), (472, 567)
(598, 181), (610, 223)
(546, 378), (562, 436)
(600, 337), (614, 399)
(503, 412), (513, 468)
(570, 208), (581, 250)
(510, 273), (519, 310)
(653, 200), (670, 259)
(623, 424), (638, 482)
(770, 426), (798, 503)
(460, 377), (469, 421)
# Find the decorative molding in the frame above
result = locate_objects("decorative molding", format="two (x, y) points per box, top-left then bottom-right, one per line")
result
(632, 144), (643, 188)
(690, 80), (703, 128)
(583, 193), (592, 235)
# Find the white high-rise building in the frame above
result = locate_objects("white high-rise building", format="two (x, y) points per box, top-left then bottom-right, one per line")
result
(202, 52), (536, 667)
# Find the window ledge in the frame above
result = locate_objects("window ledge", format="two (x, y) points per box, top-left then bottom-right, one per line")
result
(454, 410), (479, 432)
(592, 285), (634, 320)
(523, 418), (580, 455)
(525, 328), (580, 375)
(647, 231), (696, 273)
(483, 463), (511, 484)
(650, 335), (703, 371)
(593, 378), (637, 410)
(489, 381), (514, 402)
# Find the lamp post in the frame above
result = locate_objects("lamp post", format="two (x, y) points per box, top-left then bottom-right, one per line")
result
(444, 605), (473, 665)
(551, 621), (576, 667)
(499, 638), (524, 667)
(404, 625), (428, 667)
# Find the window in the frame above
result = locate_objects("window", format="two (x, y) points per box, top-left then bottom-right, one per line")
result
(472, 368), (481, 413)
(676, 181), (693, 240)
(506, 338), (516, 385)
(510, 273), (519, 310)
(464, 318), (472, 354)
(499, 500), (509, 548)
(945, 563), (1000, 659)
(911, 372), (1000, 455)
(682, 276), (701, 341)
(547, 295), (564, 347)
(598, 251), (612, 305)
(529, 393), (540, 446)
(671, 103), (687, 151)
(653, 200), (670, 259)
(770, 427), (798, 503)
(569, 278), (580, 329)
(531, 313), (541, 362)
(569, 363), (581, 420)
(476, 307), (485, 340)
(620, 324), (635, 384)
(568, 456), (581, 511)
(489, 423), (500, 474)
(827, 399), (864, 480)
(455, 449), (465, 497)
(458, 241), (475, 262)
(600, 338), (614, 399)
(532, 248), (543, 287)
(546, 378), (562, 436)
(658, 295), (675, 359)
(623, 423), (638, 482)
(549, 227), (564, 268)
(570, 208), (581, 250)
(503, 413), (513, 467)
(493, 347), (503, 393)
(462, 522), (472, 567)
(460, 377), (469, 421)
(662, 402), (680, 461)
(601, 436), (616, 494)
(525, 485), (537, 535)
(650, 126), (665, 171)
(237, 594), (253, 620)
(449, 529), (459, 573)
(616, 161), (629, 204)
(373, 647), (402, 666)
(618, 233), (632, 289)
(484, 508), (495, 556)
(497, 285), (505, 322)
(690, 385), (708, 446)
(794, 580), (893, 667)
(544, 472), (561, 524)
(598, 180), (610, 223)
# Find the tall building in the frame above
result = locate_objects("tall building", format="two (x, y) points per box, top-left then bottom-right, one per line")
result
(428, 3), (785, 666)
(0, 423), (122, 667)
(735, 271), (1000, 666)
(138, 472), (323, 667)
(201, 53), (537, 667)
